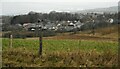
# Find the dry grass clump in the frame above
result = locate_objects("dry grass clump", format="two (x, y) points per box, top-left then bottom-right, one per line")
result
(2, 48), (118, 67)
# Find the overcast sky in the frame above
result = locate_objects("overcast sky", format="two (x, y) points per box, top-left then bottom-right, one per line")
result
(0, 0), (119, 15)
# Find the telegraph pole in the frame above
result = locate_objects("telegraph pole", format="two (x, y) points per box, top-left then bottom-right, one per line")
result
(38, 19), (43, 56)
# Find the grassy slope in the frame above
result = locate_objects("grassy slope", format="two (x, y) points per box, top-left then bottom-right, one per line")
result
(2, 38), (118, 67)
(2, 25), (119, 67)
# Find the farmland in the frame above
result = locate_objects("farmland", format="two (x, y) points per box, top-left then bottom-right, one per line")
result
(2, 34), (118, 67)
(1, 25), (119, 67)
(2, 23), (119, 67)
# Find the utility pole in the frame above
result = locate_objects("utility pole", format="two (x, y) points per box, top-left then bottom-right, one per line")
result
(38, 19), (43, 56)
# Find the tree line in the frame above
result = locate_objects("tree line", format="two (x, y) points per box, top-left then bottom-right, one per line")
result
(10, 11), (79, 25)
(2, 11), (118, 25)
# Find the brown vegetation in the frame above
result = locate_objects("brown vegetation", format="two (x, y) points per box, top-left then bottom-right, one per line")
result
(2, 48), (118, 67)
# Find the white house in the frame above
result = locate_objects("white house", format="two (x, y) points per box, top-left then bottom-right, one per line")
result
(108, 18), (114, 23)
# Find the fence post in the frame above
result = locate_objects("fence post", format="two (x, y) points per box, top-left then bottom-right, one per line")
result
(39, 27), (42, 56)
(10, 34), (13, 48)
(38, 19), (43, 56)
(92, 23), (95, 35)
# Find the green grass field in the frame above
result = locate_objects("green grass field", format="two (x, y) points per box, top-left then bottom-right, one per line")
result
(2, 38), (118, 67)
(2, 38), (118, 52)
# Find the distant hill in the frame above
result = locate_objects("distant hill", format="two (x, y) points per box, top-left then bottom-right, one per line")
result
(75, 6), (118, 14)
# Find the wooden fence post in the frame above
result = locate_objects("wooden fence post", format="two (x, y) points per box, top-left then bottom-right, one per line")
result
(10, 34), (13, 48)
(39, 28), (42, 56)
(38, 19), (43, 56)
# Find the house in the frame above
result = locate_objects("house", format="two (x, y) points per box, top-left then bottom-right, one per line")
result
(44, 23), (57, 30)
(66, 25), (74, 32)
(65, 22), (76, 32)
(15, 24), (22, 27)
(23, 23), (31, 27)
(23, 23), (43, 31)
(75, 21), (84, 28)
(108, 18), (114, 23)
